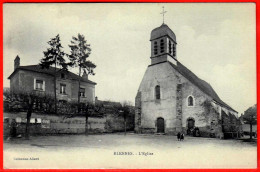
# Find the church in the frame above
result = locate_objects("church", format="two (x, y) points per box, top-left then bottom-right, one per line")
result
(134, 22), (239, 138)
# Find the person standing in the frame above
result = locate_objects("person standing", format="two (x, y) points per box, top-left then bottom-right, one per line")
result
(180, 133), (184, 141)
(10, 119), (17, 138)
(177, 132), (181, 141)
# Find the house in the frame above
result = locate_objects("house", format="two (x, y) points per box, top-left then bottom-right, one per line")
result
(8, 56), (96, 103)
(135, 23), (239, 138)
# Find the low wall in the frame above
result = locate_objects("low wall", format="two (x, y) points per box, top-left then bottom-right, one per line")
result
(4, 112), (134, 137)
(105, 113), (134, 132)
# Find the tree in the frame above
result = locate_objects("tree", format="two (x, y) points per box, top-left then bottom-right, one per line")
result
(24, 94), (35, 140)
(68, 34), (96, 104)
(81, 102), (104, 136)
(4, 90), (39, 140)
(119, 101), (132, 136)
(242, 104), (257, 140)
(40, 34), (67, 114)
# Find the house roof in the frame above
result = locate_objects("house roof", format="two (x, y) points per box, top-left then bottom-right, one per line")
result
(150, 24), (176, 42)
(150, 61), (237, 112)
(8, 65), (96, 85)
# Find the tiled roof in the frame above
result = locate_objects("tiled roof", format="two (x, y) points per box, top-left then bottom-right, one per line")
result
(150, 24), (176, 42)
(8, 65), (96, 85)
(151, 61), (237, 112)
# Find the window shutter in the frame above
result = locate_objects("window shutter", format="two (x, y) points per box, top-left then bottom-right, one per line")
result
(43, 81), (45, 91)
(34, 78), (36, 90)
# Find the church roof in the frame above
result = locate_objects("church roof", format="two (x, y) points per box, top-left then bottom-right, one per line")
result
(161, 61), (236, 112)
(150, 24), (176, 42)
(8, 65), (96, 85)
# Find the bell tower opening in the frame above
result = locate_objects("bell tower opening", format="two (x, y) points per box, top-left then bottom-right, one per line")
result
(150, 24), (177, 65)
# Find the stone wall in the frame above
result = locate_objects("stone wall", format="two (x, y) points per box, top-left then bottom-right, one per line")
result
(106, 113), (135, 132)
(4, 112), (134, 137)
(175, 84), (182, 133)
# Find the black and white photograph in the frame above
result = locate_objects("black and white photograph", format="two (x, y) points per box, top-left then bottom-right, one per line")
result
(3, 3), (257, 169)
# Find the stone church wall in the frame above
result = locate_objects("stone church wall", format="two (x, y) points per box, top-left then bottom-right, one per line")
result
(136, 62), (228, 137)
(136, 62), (179, 134)
(174, 68), (224, 137)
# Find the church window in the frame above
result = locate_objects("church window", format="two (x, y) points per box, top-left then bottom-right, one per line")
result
(173, 44), (176, 57)
(154, 41), (158, 55)
(160, 39), (164, 53)
(188, 96), (194, 106)
(155, 85), (160, 99)
(169, 41), (172, 54)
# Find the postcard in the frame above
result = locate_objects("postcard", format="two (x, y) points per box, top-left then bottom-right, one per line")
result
(3, 3), (257, 169)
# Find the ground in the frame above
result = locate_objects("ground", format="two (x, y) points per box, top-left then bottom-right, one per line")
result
(4, 133), (257, 169)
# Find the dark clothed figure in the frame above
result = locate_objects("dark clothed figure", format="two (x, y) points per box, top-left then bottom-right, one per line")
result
(180, 133), (184, 141)
(177, 132), (181, 141)
(10, 119), (17, 138)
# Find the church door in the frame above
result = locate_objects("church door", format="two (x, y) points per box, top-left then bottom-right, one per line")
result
(187, 118), (195, 135)
(188, 119), (195, 129)
(157, 117), (165, 133)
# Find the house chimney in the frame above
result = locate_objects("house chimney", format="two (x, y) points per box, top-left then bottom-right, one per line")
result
(82, 70), (88, 80)
(14, 55), (20, 70)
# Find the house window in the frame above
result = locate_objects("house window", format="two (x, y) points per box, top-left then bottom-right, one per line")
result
(160, 39), (164, 53)
(188, 96), (194, 106)
(154, 41), (158, 55)
(80, 88), (85, 97)
(60, 84), (66, 94)
(35, 79), (44, 91)
(155, 85), (160, 100)
(61, 73), (65, 79)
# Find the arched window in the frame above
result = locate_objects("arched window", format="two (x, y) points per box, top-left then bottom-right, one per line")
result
(154, 41), (158, 55)
(188, 96), (194, 106)
(160, 39), (164, 53)
(173, 44), (176, 57)
(155, 85), (160, 100)
(169, 41), (172, 54)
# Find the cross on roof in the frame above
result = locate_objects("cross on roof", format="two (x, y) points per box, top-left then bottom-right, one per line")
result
(160, 6), (167, 24)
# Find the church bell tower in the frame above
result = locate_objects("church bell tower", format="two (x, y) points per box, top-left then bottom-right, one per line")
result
(150, 24), (177, 65)
(150, 7), (177, 65)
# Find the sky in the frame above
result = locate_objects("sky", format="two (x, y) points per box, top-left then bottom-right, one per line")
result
(3, 3), (256, 114)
